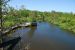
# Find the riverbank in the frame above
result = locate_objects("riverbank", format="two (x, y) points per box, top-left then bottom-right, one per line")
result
(2, 22), (37, 35)
(48, 21), (75, 33)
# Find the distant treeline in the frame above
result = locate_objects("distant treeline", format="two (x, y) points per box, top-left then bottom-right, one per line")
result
(3, 7), (75, 33)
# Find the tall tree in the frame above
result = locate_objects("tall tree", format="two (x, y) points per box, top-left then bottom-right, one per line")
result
(0, 0), (10, 35)
(0, 0), (10, 50)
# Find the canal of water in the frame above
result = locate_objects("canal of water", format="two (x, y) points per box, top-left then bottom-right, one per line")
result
(3, 22), (75, 50)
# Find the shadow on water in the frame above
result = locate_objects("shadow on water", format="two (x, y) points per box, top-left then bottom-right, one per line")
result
(0, 37), (21, 50)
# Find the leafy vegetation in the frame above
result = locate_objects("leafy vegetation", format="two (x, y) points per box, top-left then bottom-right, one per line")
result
(0, 0), (11, 49)
(2, 6), (75, 33)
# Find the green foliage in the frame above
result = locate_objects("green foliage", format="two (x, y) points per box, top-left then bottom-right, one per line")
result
(4, 21), (15, 28)
(3, 7), (75, 33)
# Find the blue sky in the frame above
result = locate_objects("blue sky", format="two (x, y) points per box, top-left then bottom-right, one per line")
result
(8, 0), (75, 13)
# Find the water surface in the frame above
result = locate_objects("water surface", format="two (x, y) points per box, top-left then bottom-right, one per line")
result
(3, 22), (75, 50)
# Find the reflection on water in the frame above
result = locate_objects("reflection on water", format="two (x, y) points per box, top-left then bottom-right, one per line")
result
(24, 27), (37, 50)
(13, 26), (37, 50)
(27, 27), (37, 39)
(3, 22), (75, 50)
